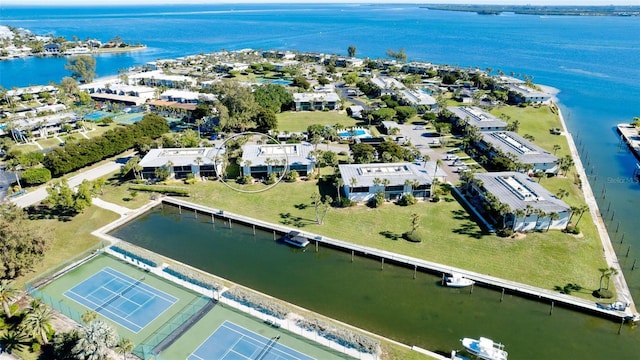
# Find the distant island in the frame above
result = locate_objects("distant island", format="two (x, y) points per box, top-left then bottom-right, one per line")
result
(421, 4), (640, 17)
(0, 25), (146, 60)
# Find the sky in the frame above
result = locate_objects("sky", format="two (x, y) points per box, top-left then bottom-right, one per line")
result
(3, 1), (639, 6)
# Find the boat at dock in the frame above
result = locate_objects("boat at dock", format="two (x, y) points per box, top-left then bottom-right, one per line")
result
(283, 231), (310, 248)
(596, 301), (629, 312)
(445, 273), (475, 288)
(461, 337), (508, 360)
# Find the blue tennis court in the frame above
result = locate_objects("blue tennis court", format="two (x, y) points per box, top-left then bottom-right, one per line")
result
(64, 267), (178, 333)
(188, 321), (315, 360)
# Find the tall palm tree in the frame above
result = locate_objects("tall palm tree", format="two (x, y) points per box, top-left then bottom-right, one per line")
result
(512, 209), (526, 231)
(194, 156), (203, 179)
(546, 212), (560, 232)
(553, 144), (561, 155)
(115, 338), (135, 360)
(5, 159), (22, 190)
(556, 188), (569, 199)
(574, 205), (589, 227)
(0, 280), (19, 319)
(72, 320), (118, 360)
(0, 330), (29, 354)
(604, 267), (619, 290)
(333, 177), (343, 202)
(20, 304), (53, 345)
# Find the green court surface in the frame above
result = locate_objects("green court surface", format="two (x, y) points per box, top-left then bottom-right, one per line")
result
(161, 304), (349, 360)
(34, 253), (203, 346)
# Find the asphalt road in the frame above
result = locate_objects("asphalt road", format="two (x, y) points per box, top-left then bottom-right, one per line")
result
(10, 160), (124, 208)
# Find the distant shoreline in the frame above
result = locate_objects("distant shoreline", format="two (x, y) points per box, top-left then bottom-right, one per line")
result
(421, 5), (640, 17)
(0, 45), (147, 61)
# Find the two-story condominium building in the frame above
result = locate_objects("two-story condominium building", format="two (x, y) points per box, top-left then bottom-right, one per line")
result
(292, 92), (340, 111)
(241, 143), (315, 178)
(1, 112), (78, 141)
(478, 131), (558, 173)
(370, 76), (406, 97)
(469, 172), (571, 231)
(128, 70), (197, 88)
(80, 81), (156, 106)
(447, 106), (508, 132)
(338, 163), (433, 202)
(138, 147), (222, 180)
(397, 89), (437, 112)
(401, 62), (435, 75)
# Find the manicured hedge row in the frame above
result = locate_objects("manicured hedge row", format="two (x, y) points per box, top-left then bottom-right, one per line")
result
(110, 244), (158, 268)
(295, 318), (379, 354)
(162, 266), (221, 291)
(43, 114), (169, 176)
(128, 185), (189, 196)
(222, 287), (289, 319)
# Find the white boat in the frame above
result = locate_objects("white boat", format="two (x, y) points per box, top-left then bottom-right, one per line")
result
(596, 301), (628, 311)
(461, 337), (508, 360)
(283, 231), (310, 248)
(445, 273), (475, 288)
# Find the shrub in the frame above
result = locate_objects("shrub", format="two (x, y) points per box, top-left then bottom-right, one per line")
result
(497, 228), (514, 238)
(163, 266), (221, 291)
(397, 193), (417, 206)
(236, 175), (253, 185)
(336, 197), (355, 208)
(222, 287), (289, 319)
(128, 185), (189, 196)
(402, 232), (422, 243)
(110, 244), (158, 267)
(564, 225), (580, 234)
(20, 167), (52, 185)
(295, 318), (379, 354)
(368, 191), (385, 208)
(284, 170), (299, 182)
(593, 289), (613, 299)
(264, 172), (278, 185)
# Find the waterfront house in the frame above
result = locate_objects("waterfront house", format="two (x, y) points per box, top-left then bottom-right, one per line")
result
(43, 43), (61, 54)
(478, 131), (558, 173)
(447, 106), (508, 132)
(292, 92), (340, 111)
(338, 163), (433, 202)
(138, 147), (222, 180)
(128, 70), (196, 89)
(468, 171), (570, 231)
(241, 142), (315, 178)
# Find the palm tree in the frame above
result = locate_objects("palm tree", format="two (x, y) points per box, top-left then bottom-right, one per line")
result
(430, 178), (440, 201)
(556, 188), (569, 199)
(546, 212), (559, 232)
(72, 320), (118, 360)
(333, 177), (344, 202)
(81, 310), (98, 325)
(512, 209), (526, 231)
(0, 280), (19, 319)
(553, 144), (561, 155)
(574, 205), (589, 227)
(115, 338), (135, 360)
(5, 159), (22, 190)
(498, 203), (511, 229)
(194, 156), (203, 179)
(566, 205), (580, 227)
(604, 267), (618, 290)
(0, 330), (29, 354)
(409, 213), (420, 235)
(434, 158), (442, 178)
(20, 304), (53, 345)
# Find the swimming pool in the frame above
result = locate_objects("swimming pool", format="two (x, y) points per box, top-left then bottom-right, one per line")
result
(258, 78), (292, 86)
(339, 129), (371, 138)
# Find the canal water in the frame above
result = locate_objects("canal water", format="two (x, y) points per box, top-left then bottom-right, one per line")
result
(110, 205), (640, 359)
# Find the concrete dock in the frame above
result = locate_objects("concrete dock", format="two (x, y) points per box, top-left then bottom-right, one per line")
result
(617, 123), (640, 161)
(161, 197), (638, 322)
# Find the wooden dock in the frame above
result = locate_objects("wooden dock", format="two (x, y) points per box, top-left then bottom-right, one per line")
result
(617, 123), (640, 161)
(161, 197), (638, 323)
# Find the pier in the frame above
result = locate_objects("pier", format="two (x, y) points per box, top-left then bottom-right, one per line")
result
(160, 197), (637, 323)
(617, 123), (640, 161)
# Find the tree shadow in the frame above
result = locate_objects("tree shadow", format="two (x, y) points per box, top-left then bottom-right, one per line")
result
(553, 283), (588, 295)
(451, 209), (469, 220)
(25, 205), (76, 222)
(294, 203), (308, 210)
(379, 230), (401, 241)
(279, 212), (314, 228)
(452, 220), (486, 240)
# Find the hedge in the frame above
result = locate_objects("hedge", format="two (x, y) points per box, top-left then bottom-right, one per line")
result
(222, 287), (289, 319)
(295, 318), (379, 354)
(20, 167), (52, 185)
(128, 185), (189, 196)
(162, 266), (221, 291)
(110, 244), (158, 268)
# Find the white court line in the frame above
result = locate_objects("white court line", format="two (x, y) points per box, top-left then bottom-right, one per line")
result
(65, 289), (143, 332)
(221, 322), (314, 360)
(103, 267), (178, 303)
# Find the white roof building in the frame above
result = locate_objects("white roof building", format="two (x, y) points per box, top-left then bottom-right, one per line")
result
(241, 142), (315, 177)
(448, 106), (508, 131)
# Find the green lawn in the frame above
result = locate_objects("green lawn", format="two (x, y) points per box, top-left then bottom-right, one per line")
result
(15, 206), (121, 290)
(490, 105), (569, 158)
(277, 111), (359, 132)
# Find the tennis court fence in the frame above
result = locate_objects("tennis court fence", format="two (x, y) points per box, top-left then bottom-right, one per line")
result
(26, 284), (85, 325)
(133, 295), (213, 360)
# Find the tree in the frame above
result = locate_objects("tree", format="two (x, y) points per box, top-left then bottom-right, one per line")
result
(0, 280), (19, 318)
(0, 330), (29, 354)
(409, 213), (420, 235)
(553, 144), (561, 155)
(115, 338), (135, 360)
(350, 143), (375, 164)
(253, 84), (292, 113)
(59, 76), (80, 98)
(50, 329), (82, 360)
(254, 108), (278, 133)
(556, 188), (569, 199)
(213, 80), (260, 131)
(0, 205), (49, 279)
(81, 310), (98, 325)
(121, 156), (142, 180)
(92, 177), (107, 196)
(4, 159), (22, 190)
(46, 180), (75, 211)
(65, 55), (97, 83)
(20, 303), (53, 345)
(155, 165), (171, 181)
(347, 45), (357, 58)
(311, 192), (332, 225)
(72, 320), (118, 360)
(559, 155), (574, 176)
(386, 48), (407, 62)
(394, 106), (417, 124)
(371, 108), (397, 124)
(546, 212), (559, 232)
(333, 177), (344, 202)
(292, 76), (310, 90)
(573, 205), (589, 227)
